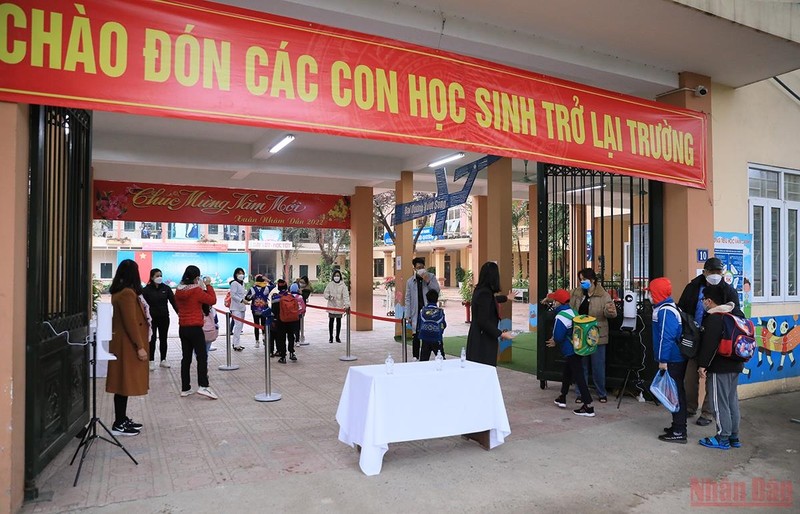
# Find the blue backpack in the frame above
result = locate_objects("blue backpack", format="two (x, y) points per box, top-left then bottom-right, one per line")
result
(249, 285), (272, 317)
(418, 305), (445, 342)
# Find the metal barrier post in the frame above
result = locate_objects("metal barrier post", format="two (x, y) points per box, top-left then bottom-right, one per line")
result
(297, 316), (308, 346)
(219, 311), (239, 371)
(401, 317), (408, 363)
(339, 307), (357, 361)
(255, 323), (281, 402)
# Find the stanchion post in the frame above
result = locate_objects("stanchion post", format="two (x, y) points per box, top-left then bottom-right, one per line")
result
(401, 317), (408, 363)
(219, 311), (239, 371)
(339, 307), (357, 361)
(256, 323), (281, 401)
(297, 316), (308, 346)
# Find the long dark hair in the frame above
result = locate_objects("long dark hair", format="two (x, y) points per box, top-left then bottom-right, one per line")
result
(181, 265), (201, 285)
(109, 259), (143, 295)
(476, 261), (501, 293)
(230, 267), (245, 284)
(148, 267), (162, 284)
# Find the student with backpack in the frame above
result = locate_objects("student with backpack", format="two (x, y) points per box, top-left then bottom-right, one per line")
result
(696, 283), (747, 450)
(246, 275), (273, 349)
(546, 289), (595, 417)
(649, 277), (689, 444)
(202, 304), (219, 353)
(272, 280), (299, 363)
(288, 283), (306, 350)
(418, 289), (447, 361)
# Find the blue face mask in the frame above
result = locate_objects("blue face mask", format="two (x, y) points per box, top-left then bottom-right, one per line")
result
(580, 280), (591, 290)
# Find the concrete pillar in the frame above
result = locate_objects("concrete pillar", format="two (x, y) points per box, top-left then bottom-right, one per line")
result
(470, 195), (488, 280)
(432, 247), (446, 289)
(657, 72), (714, 288)
(394, 171), (414, 300)
(486, 158), (513, 362)
(350, 186), (374, 330)
(0, 102), (29, 514)
(383, 250), (393, 280)
(528, 184), (538, 325)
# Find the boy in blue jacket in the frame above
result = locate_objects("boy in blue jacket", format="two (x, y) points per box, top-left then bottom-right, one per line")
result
(649, 277), (688, 444)
(546, 289), (595, 417)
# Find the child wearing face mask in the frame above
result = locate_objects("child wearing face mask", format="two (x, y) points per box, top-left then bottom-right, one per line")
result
(143, 268), (179, 370)
(677, 257), (744, 426)
(323, 270), (350, 343)
(228, 267), (248, 351)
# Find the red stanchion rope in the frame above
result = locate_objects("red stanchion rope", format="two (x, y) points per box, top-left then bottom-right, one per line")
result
(215, 308), (265, 330)
(305, 303), (401, 324)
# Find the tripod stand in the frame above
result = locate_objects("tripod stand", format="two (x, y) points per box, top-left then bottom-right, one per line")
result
(69, 328), (137, 486)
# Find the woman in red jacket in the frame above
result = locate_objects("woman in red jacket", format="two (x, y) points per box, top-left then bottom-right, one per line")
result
(175, 265), (219, 399)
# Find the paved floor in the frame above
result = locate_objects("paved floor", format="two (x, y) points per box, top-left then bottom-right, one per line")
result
(20, 292), (799, 513)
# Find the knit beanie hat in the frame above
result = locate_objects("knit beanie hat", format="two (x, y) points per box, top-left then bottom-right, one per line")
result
(648, 277), (672, 304)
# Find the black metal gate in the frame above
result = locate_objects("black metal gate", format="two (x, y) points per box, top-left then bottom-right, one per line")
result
(536, 162), (663, 392)
(25, 106), (92, 497)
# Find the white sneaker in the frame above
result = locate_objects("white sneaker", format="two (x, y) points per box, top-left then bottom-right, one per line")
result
(180, 389), (194, 397)
(149, 362), (157, 371)
(255, 340), (260, 349)
(208, 346), (217, 352)
(159, 360), (171, 368)
(197, 386), (218, 400)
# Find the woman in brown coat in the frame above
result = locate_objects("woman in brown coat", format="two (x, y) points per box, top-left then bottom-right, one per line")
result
(106, 259), (150, 436)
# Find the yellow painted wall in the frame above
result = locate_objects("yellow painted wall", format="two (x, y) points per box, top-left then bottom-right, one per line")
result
(711, 73), (800, 318)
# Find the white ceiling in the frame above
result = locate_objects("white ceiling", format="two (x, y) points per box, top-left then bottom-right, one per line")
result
(92, 0), (800, 197)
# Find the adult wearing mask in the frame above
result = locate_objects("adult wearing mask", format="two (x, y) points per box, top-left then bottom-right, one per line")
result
(465, 261), (514, 367)
(296, 275), (312, 344)
(569, 268), (617, 404)
(323, 269), (350, 343)
(229, 267), (248, 351)
(649, 277), (688, 444)
(175, 266), (219, 399)
(678, 257), (742, 426)
(142, 268), (178, 371)
(106, 259), (150, 436)
(404, 257), (440, 360)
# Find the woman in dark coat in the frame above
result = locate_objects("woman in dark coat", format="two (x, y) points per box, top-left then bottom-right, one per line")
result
(106, 259), (150, 436)
(142, 267), (178, 370)
(466, 261), (514, 366)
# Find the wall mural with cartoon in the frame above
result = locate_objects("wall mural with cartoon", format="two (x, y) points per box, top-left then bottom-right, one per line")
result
(714, 232), (800, 383)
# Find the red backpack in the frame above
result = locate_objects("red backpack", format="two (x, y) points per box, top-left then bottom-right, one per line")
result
(224, 291), (232, 308)
(279, 293), (300, 322)
(717, 313), (757, 362)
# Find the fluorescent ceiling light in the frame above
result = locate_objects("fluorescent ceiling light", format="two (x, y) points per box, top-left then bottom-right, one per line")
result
(428, 152), (465, 168)
(269, 134), (295, 154)
(566, 184), (604, 194)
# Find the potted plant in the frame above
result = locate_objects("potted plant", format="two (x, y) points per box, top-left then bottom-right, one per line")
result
(459, 269), (473, 323)
(455, 266), (466, 289)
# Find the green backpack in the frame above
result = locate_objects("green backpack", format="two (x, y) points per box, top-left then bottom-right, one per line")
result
(572, 315), (599, 356)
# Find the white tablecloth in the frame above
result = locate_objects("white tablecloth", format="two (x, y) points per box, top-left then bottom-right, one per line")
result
(335, 359), (511, 475)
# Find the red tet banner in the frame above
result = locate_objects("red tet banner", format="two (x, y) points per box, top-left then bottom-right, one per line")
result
(93, 180), (350, 229)
(1, 1), (706, 188)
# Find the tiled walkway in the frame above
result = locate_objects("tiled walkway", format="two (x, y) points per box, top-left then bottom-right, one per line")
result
(19, 293), (798, 513)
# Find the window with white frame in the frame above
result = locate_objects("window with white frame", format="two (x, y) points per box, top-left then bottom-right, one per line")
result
(749, 164), (800, 301)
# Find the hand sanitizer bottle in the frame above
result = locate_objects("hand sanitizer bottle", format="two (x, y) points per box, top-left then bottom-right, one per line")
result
(434, 350), (443, 371)
(460, 346), (466, 367)
(385, 353), (394, 374)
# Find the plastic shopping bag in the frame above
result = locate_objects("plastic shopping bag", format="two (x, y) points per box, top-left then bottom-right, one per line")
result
(649, 369), (680, 413)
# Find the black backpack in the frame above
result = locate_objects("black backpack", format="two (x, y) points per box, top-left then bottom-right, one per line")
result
(664, 304), (700, 359)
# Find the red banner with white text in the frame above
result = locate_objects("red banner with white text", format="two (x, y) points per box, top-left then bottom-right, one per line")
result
(1, 0), (706, 188)
(93, 180), (350, 229)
